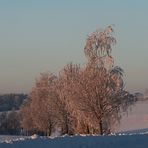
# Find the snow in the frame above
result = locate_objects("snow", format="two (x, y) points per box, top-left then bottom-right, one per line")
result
(0, 132), (148, 148)
(31, 134), (38, 139)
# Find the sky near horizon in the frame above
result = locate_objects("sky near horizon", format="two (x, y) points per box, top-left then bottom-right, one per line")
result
(0, 0), (148, 93)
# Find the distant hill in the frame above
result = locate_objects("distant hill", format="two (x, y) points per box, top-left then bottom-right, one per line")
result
(0, 94), (27, 112)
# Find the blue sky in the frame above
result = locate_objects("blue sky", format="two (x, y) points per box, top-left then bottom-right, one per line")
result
(0, 0), (148, 93)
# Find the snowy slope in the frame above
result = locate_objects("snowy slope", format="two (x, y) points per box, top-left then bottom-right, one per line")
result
(0, 133), (148, 148)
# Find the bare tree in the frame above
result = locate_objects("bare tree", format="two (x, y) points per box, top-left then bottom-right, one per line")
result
(82, 26), (136, 134)
(21, 98), (35, 135)
(21, 72), (60, 136)
(55, 63), (81, 135)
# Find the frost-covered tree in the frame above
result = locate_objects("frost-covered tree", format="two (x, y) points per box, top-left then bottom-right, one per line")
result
(21, 72), (61, 136)
(79, 26), (136, 134)
(21, 26), (136, 136)
(71, 65), (135, 134)
(55, 63), (82, 134)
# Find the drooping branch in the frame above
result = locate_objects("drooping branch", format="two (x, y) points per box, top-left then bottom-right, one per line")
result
(84, 26), (116, 69)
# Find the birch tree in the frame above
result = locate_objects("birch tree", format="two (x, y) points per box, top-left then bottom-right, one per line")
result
(21, 26), (136, 136)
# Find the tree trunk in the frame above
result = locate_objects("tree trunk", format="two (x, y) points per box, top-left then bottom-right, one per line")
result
(99, 119), (103, 135)
(62, 113), (69, 135)
(86, 125), (90, 134)
(47, 124), (52, 136)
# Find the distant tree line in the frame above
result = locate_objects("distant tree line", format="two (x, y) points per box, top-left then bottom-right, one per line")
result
(0, 94), (27, 111)
(20, 26), (137, 136)
(0, 94), (27, 135)
(0, 110), (21, 135)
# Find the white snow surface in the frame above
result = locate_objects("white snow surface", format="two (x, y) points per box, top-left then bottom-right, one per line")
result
(0, 132), (148, 148)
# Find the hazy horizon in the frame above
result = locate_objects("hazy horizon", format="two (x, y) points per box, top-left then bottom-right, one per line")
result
(0, 0), (148, 93)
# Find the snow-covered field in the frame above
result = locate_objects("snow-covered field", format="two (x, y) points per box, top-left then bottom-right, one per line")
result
(0, 132), (148, 148)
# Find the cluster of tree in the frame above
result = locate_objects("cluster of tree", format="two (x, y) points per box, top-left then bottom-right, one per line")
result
(0, 110), (21, 135)
(21, 26), (137, 136)
(0, 94), (27, 111)
(0, 94), (27, 135)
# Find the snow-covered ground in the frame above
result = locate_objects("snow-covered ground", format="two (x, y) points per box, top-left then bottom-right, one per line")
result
(0, 132), (148, 148)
